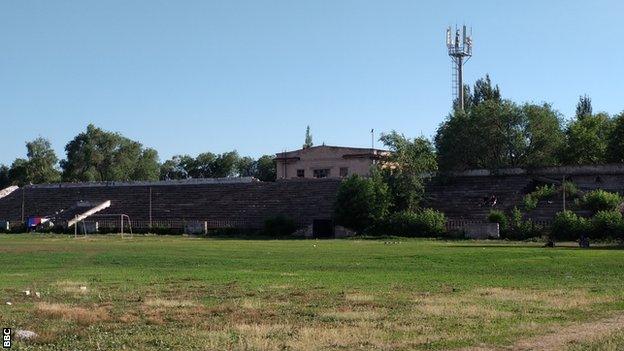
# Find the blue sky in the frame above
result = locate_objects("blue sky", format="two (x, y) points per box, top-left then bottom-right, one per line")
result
(1, 0), (623, 165)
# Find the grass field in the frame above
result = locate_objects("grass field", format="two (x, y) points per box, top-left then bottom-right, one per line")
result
(1, 234), (624, 350)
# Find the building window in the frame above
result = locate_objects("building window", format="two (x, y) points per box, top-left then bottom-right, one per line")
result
(313, 169), (330, 178)
(297, 169), (305, 178)
(340, 167), (349, 177)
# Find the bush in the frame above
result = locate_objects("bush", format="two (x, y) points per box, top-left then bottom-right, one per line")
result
(334, 174), (391, 231)
(523, 195), (538, 211)
(562, 181), (579, 198)
(368, 209), (446, 237)
(263, 216), (298, 237)
(551, 210), (590, 241)
(523, 185), (557, 211)
(591, 210), (624, 240)
(579, 190), (622, 213)
(488, 210), (508, 232)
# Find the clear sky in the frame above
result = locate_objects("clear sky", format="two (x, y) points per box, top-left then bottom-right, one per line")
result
(1, 0), (623, 165)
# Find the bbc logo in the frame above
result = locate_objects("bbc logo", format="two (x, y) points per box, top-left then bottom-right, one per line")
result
(2, 328), (10, 349)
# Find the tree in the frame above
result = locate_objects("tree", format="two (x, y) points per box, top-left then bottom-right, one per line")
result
(471, 74), (501, 108)
(237, 156), (256, 177)
(520, 103), (565, 168)
(333, 174), (390, 231)
(255, 155), (277, 181)
(379, 131), (437, 212)
(24, 137), (61, 184)
(303, 126), (313, 149)
(606, 112), (624, 163)
(61, 124), (160, 182)
(562, 113), (612, 165)
(211, 151), (240, 178)
(160, 155), (193, 180)
(8, 158), (29, 186)
(436, 75), (566, 171)
(576, 95), (593, 120)
(0, 165), (9, 188)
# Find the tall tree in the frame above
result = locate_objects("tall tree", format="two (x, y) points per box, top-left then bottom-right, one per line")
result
(61, 124), (160, 182)
(254, 155), (277, 181)
(8, 159), (29, 186)
(607, 112), (624, 163)
(521, 103), (565, 168)
(236, 156), (256, 177)
(24, 137), (61, 184)
(562, 113), (612, 165)
(575, 95), (593, 120)
(211, 151), (240, 178)
(471, 74), (501, 108)
(160, 155), (193, 180)
(378, 131), (438, 212)
(303, 126), (313, 149)
(0, 165), (9, 188)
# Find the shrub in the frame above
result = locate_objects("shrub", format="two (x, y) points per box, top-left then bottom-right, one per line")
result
(370, 209), (446, 237)
(561, 181), (579, 198)
(334, 174), (390, 231)
(579, 190), (622, 213)
(523, 194), (538, 211)
(523, 185), (557, 211)
(591, 210), (624, 240)
(488, 210), (508, 233)
(551, 210), (590, 241)
(263, 216), (298, 237)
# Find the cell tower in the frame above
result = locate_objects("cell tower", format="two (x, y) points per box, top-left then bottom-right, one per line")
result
(446, 25), (472, 110)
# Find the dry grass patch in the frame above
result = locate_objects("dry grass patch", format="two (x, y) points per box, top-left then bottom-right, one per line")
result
(143, 298), (197, 308)
(476, 287), (615, 310)
(345, 293), (376, 302)
(321, 308), (385, 321)
(37, 302), (109, 325)
(55, 280), (90, 294)
(412, 294), (512, 319)
(288, 323), (390, 350)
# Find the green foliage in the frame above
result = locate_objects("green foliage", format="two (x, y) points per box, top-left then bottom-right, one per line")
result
(579, 190), (622, 213)
(303, 125), (313, 149)
(523, 195), (539, 211)
(576, 95), (593, 119)
(523, 185), (557, 211)
(369, 209), (446, 238)
(263, 216), (298, 237)
(0, 165), (9, 188)
(591, 210), (624, 239)
(254, 155), (277, 182)
(488, 210), (508, 232)
(6, 137), (61, 186)
(562, 181), (579, 198)
(436, 88), (564, 172)
(334, 174), (391, 231)
(378, 131), (437, 211)
(551, 210), (590, 241)
(61, 124), (160, 182)
(562, 113), (612, 165)
(606, 112), (624, 163)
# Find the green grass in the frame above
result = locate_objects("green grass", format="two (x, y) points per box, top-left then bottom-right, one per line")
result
(1, 234), (623, 350)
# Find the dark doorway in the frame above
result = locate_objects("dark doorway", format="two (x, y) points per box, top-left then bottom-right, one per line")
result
(313, 219), (334, 238)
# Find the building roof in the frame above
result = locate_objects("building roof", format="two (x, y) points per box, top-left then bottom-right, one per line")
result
(275, 145), (390, 161)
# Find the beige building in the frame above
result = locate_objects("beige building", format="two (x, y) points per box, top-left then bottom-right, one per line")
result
(275, 145), (390, 179)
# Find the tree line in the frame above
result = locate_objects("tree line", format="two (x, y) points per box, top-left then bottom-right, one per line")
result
(0, 124), (276, 188)
(435, 75), (624, 171)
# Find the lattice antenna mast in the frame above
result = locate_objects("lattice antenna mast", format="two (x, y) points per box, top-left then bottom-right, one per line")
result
(446, 25), (473, 110)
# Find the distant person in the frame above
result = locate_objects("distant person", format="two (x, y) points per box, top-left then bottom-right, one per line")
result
(579, 234), (590, 248)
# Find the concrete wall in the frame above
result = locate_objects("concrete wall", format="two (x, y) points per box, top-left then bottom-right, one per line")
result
(0, 179), (341, 229)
